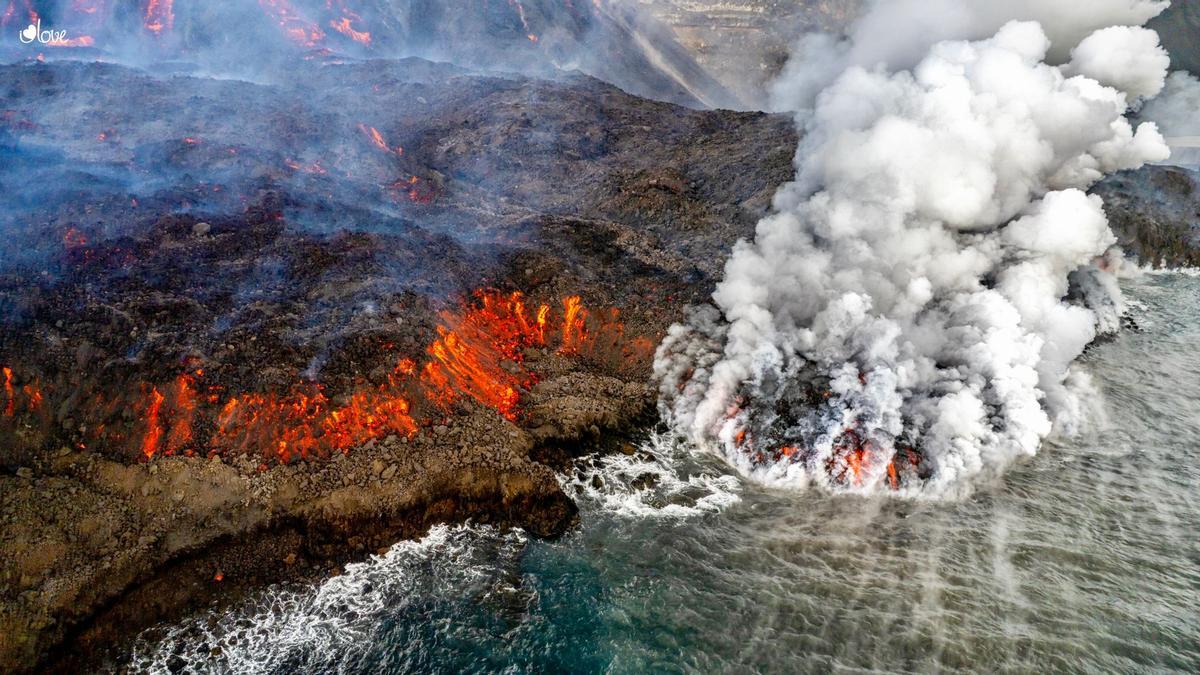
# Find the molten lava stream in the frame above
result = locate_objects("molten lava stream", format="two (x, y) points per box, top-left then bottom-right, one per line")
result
(7, 292), (646, 466)
(330, 16), (370, 45)
(210, 384), (417, 463)
(1, 366), (43, 419)
(358, 123), (400, 155)
(420, 290), (650, 420)
(258, 0), (326, 47)
(421, 291), (544, 420)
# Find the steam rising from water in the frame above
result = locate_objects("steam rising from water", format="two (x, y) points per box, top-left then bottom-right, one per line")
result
(655, 2), (1174, 497)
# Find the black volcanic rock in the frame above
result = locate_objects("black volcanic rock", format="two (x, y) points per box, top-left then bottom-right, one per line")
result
(1094, 164), (1200, 268)
(1149, 0), (1200, 75)
(0, 57), (791, 672)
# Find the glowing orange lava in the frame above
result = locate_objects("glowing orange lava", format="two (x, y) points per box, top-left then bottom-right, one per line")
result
(143, 0), (173, 36)
(507, 0), (538, 43)
(140, 386), (165, 458)
(3, 367), (13, 417)
(358, 123), (401, 155)
(259, 0), (325, 47)
(329, 16), (370, 45)
(421, 291), (544, 420)
(1, 292), (649, 465)
(393, 175), (436, 204)
(746, 426), (926, 490)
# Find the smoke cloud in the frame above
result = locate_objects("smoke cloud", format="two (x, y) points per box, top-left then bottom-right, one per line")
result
(770, 0), (1169, 113)
(656, 3), (1172, 497)
(0, 0), (733, 109)
(1139, 70), (1200, 166)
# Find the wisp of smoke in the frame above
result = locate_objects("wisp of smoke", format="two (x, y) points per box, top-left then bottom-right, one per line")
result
(655, 2), (1173, 498)
(1140, 70), (1200, 166)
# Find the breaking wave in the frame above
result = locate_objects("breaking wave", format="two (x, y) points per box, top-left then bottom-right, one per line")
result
(561, 430), (741, 519)
(124, 525), (528, 674)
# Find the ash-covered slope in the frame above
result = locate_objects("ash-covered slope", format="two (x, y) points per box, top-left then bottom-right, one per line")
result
(636, 0), (863, 107)
(378, 0), (743, 109)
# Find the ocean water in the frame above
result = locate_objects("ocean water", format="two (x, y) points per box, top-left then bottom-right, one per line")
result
(126, 273), (1200, 673)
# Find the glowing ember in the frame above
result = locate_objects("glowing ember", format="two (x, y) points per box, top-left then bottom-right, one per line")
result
(358, 124), (401, 155)
(46, 35), (95, 47)
(143, 0), (173, 36)
(329, 16), (370, 45)
(258, 0), (325, 47)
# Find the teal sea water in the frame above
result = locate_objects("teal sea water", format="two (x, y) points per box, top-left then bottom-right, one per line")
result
(126, 273), (1200, 673)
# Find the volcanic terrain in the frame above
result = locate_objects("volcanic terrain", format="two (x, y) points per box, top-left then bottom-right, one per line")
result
(0, 56), (793, 670)
(0, 41), (1197, 675)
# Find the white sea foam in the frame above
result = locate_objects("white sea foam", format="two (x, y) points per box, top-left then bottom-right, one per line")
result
(562, 430), (742, 519)
(123, 525), (525, 674)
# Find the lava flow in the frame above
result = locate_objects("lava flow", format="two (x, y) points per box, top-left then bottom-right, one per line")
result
(143, 0), (173, 36)
(421, 290), (650, 419)
(1, 367), (43, 419)
(733, 423), (927, 492)
(421, 290), (548, 420)
(258, 0), (326, 48)
(0, 292), (649, 465)
(358, 123), (401, 155)
(329, 16), (369, 44)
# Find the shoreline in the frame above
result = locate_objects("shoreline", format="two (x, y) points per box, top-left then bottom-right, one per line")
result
(2, 372), (653, 672)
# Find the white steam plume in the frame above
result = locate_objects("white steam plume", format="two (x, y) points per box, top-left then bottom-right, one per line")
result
(1139, 70), (1200, 167)
(769, 0), (1169, 113)
(655, 4), (1172, 498)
